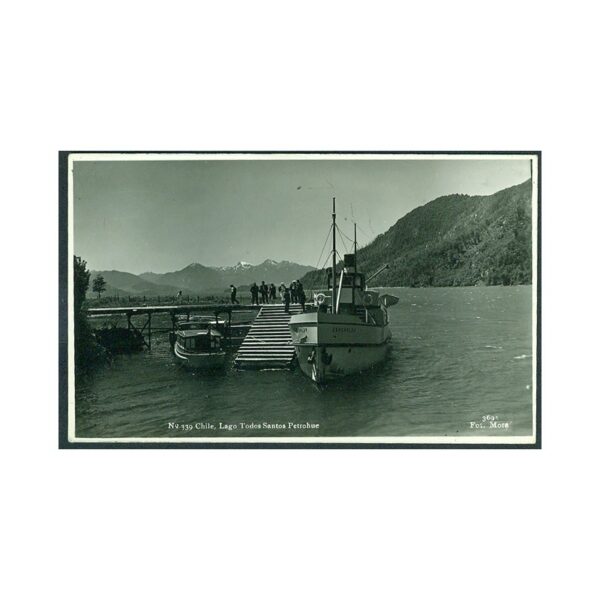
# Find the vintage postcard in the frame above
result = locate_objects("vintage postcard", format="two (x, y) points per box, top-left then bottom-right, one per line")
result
(59, 152), (541, 448)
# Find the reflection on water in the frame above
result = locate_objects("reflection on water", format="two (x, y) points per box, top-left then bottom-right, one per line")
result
(76, 286), (534, 438)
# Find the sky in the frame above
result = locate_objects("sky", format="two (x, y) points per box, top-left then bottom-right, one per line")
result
(73, 157), (531, 273)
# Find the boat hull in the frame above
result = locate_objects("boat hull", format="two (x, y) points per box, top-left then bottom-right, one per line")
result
(294, 341), (390, 383)
(289, 311), (391, 383)
(174, 345), (227, 369)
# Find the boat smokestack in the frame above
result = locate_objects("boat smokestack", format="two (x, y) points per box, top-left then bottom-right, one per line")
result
(343, 253), (356, 273)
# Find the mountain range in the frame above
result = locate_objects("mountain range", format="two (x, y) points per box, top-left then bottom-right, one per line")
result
(89, 259), (316, 297)
(89, 179), (533, 297)
(301, 179), (533, 288)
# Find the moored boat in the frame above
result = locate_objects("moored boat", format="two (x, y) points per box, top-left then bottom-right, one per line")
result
(289, 199), (398, 383)
(173, 322), (227, 369)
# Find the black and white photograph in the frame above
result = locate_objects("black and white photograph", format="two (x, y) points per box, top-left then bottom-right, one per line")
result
(8, 1), (600, 598)
(61, 152), (540, 447)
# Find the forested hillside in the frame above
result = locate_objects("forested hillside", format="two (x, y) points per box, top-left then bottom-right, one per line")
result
(302, 179), (533, 288)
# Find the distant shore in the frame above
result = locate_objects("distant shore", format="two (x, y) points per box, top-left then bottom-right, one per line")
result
(85, 282), (532, 309)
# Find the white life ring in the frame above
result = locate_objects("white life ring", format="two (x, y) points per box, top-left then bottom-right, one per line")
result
(315, 293), (326, 305)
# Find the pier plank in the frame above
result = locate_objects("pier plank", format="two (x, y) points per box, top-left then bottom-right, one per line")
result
(235, 305), (303, 369)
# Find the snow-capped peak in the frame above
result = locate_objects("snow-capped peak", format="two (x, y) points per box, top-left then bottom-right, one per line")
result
(237, 261), (253, 268)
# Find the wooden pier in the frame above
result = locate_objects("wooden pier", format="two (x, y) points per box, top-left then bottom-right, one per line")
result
(87, 302), (307, 366)
(86, 304), (259, 349)
(235, 304), (303, 369)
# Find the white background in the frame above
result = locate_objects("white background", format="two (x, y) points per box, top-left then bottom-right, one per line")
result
(2, 1), (599, 599)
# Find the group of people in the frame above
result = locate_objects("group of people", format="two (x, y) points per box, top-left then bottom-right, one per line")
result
(230, 280), (306, 312)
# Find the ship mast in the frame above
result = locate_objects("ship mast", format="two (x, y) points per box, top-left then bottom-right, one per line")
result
(331, 197), (337, 314)
(354, 222), (357, 270)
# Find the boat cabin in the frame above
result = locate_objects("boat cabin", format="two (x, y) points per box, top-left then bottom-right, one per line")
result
(176, 329), (223, 354)
(315, 253), (388, 325)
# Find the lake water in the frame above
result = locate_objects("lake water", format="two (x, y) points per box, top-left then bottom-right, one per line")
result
(76, 286), (534, 439)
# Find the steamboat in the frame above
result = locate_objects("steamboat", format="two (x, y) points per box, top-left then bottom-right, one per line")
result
(289, 199), (398, 383)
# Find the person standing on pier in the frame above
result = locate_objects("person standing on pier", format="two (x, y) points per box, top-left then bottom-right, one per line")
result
(278, 282), (286, 302)
(297, 281), (306, 312)
(269, 283), (276, 302)
(250, 282), (259, 305)
(290, 280), (297, 304)
(260, 281), (269, 304)
(283, 285), (291, 313)
(230, 284), (239, 304)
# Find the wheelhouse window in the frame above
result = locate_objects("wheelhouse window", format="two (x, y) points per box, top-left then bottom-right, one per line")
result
(341, 273), (364, 288)
(327, 270), (364, 290)
(178, 335), (213, 352)
(195, 336), (211, 352)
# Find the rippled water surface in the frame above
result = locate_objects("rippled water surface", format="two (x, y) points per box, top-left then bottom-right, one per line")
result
(76, 286), (534, 439)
